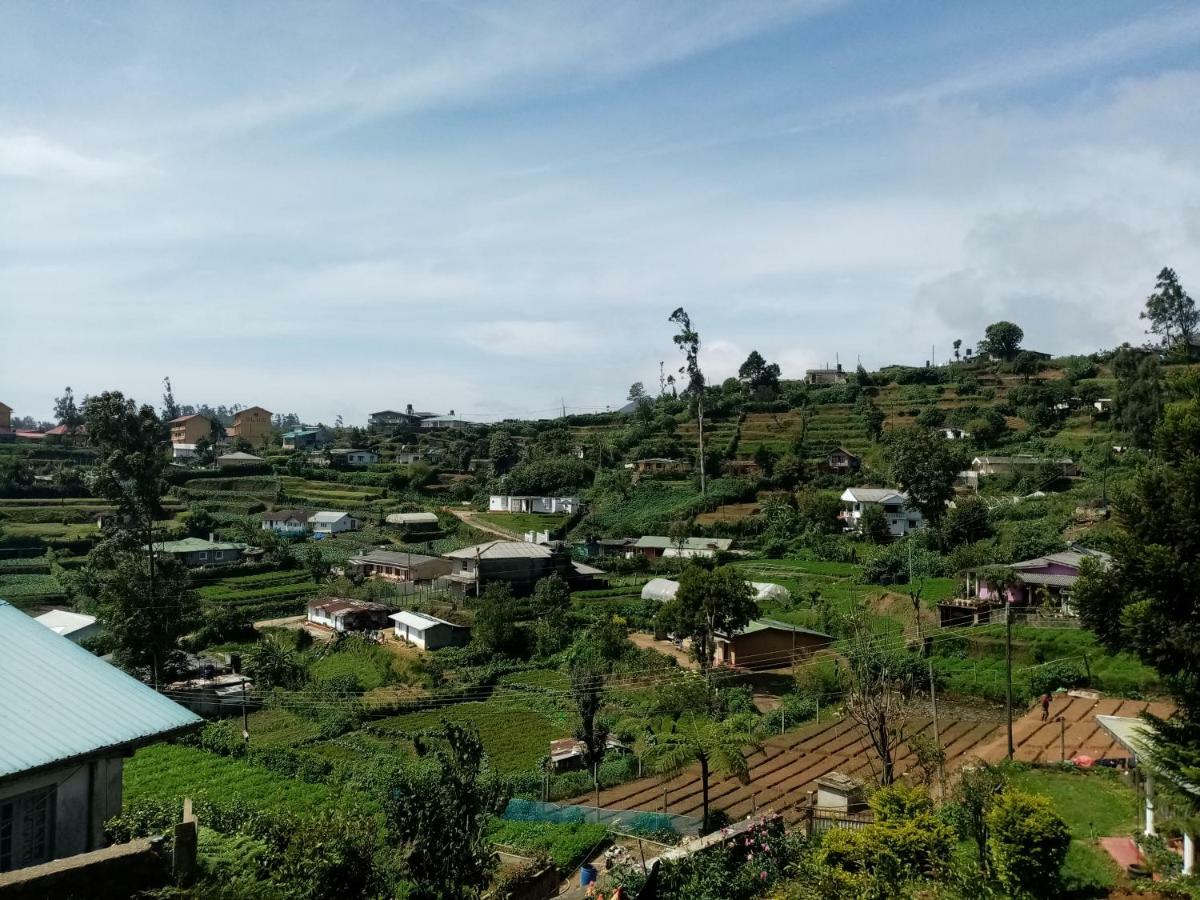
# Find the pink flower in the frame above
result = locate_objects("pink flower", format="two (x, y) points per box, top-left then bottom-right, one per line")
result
(760, 871), (768, 881)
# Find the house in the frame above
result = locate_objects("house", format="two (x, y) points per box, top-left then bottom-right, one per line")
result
(840, 487), (924, 537)
(825, 447), (860, 474)
(281, 427), (330, 450)
(0, 400), (11, 437)
(148, 537), (253, 567)
(577, 537), (638, 559)
(388, 610), (470, 651)
(225, 406), (272, 447)
(420, 412), (468, 429)
(805, 366), (846, 385)
(348, 549), (452, 583)
(488, 495), (582, 515)
(442, 540), (589, 594)
(393, 449), (423, 465)
(384, 511), (441, 534)
(0, 600), (200, 873)
(369, 405), (433, 431)
(306, 598), (390, 633)
(33, 609), (100, 644)
(216, 451), (265, 469)
(633, 536), (733, 560)
(939, 547), (1111, 627)
(942, 427), (971, 440)
(163, 673), (252, 716)
(169, 414), (211, 448)
(723, 459), (762, 478)
(329, 448), (379, 467)
(626, 458), (692, 477)
(714, 619), (832, 670)
(308, 511), (358, 535)
(260, 508), (310, 536)
(970, 455), (1079, 478)
(1093, 398), (1114, 414)
(548, 735), (630, 772)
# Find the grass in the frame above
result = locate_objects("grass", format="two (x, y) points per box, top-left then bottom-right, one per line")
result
(1009, 767), (1138, 839)
(488, 819), (608, 870)
(499, 668), (571, 692)
(309, 641), (401, 691)
(0, 572), (66, 601)
(371, 700), (566, 773)
(244, 708), (325, 749)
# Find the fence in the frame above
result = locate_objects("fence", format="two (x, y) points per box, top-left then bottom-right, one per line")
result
(502, 798), (703, 837)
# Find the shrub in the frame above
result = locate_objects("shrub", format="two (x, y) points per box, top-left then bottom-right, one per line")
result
(986, 790), (1071, 897)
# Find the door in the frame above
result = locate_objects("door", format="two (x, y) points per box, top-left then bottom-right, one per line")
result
(0, 784), (56, 872)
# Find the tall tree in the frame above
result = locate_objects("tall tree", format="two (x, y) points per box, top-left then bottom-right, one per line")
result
(1074, 373), (1200, 806)
(385, 721), (509, 899)
(644, 712), (758, 832)
(568, 637), (610, 769)
(669, 307), (707, 496)
(952, 339), (962, 361)
(657, 565), (758, 675)
(1141, 266), (1198, 356)
(1012, 351), (1042, 384)
(843, 615), (918, 785)
(886, 427), (962, 523)
(1112, 348), (1163, 449)
(53, 386), (85, 432)
(737, 350), (781, 397)
(978, 321), (1024, 361)
(627, 381), (648, 403)
(161, 376), (181, 423)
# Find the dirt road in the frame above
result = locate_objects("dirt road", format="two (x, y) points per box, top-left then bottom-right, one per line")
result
(442, 507), (521, 540)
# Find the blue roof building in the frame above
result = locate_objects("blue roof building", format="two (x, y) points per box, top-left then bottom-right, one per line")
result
(0, 600), (201, 873)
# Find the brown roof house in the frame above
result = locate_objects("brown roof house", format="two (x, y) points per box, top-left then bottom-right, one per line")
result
(826, 447), (860, 474)
(714, 619), (831, 670)
(226, 406), (272, 447)
(348, 549), (452, 584)
(306, 598), (390, 633)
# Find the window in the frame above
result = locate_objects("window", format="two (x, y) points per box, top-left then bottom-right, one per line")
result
(0, 785), (56, 872)
(198, 551), (208, 562)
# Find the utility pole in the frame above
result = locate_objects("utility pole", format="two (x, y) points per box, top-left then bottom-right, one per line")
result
(475, 546), (481, 600)
(930, 657), (944, 795)
(1005, 601), (1015, 759)
(241, 680), (250, 745)
(697, 394), (707, 498)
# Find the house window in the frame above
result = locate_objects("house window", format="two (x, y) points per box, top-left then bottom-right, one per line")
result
(0, 785), (56, 872)
(198, 552), (209, 562)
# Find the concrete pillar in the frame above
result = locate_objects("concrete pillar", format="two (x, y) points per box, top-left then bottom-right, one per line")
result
(1184, 833), (1195, 876)
(1144, 773), (1156, 837)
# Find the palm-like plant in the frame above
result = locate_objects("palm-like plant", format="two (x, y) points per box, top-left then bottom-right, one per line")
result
(643, 712), (759, 833)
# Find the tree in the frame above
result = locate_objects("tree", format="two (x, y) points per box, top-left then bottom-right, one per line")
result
(657, 565), (758, 675)
(1142, 267), (1198, 355)
(644, 712), (758, 832)
(161, 376), (181, 424)
(185, 505), (218, 538)
(843, 615), (917, 785)
(668, 518), (691, 557)
(243, 635), (305, 689)
(1074, 375), (1200, 803)
(54, 386), (85, 433)
(737, 350), (781, 397)
(304, 544), (331, 583)
(627, 381), (648, 403)
(859, 399), (885, 442)
(568, 638), (610, 768)
(1113, 348), (1163, 449)
(531, 573), (571, 612)
(978, 321), (1024, 361)
(85, 394), (163, 513)
(886, 427), (962, 523)
(385, 721), (509, 899)
(986, 791), (1070, 897)
(472, 583), (521, 657)
(952, 763), (1009, 875)
(487, 430), (519, 475)
(858, 503), (890, 544)
(77, 533), (198, 682)
(669, 307), (707, 495)
(953, 339), (962, 361)
(1012, 351), (1042, 384)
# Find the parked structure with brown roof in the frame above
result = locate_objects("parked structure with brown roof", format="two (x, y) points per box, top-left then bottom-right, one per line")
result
(305, 598), (390, 633)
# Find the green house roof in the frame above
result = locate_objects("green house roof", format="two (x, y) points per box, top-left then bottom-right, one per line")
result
(0, 600), (201, 780)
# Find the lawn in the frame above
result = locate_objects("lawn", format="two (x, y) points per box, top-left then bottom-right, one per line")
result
(245, 708), (325, 750)
(488, 819), (608, 870)
(370, 700), (566, 773)
(1009, 766), (1138, 839)
(499, 668), (571, 692)
(309, 641), (401, 691)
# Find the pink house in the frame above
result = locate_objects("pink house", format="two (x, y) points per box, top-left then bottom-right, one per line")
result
(942, 547), (1110, 627)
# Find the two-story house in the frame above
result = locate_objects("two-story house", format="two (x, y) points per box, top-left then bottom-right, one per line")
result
(225, 406), (272, 447)
(840, 487), (923, 537)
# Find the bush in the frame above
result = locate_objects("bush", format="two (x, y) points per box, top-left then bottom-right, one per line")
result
(986, 790), (1071, 897)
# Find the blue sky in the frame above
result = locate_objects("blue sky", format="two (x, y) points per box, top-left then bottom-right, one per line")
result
(3, 1), (1200, 423)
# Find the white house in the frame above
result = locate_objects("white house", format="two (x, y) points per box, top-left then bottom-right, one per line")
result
(308, 511), (358, 534)
(34, 609), (100, 644)
(306, 598), (389, 632)
(941, 427), (971, 440)
(388, 610), (470, 650)
(840, 487), (924, 537)
(1094, 398), (1114, 413)
(172, 443), (199, 460)
(488, 495), (582, 515)
(330, 448), (379, 467)
(261, 508), (310, 536)
(394, 450), (423, 465)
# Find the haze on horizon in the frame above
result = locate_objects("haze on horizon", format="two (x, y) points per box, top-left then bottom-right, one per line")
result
(3, 1), (1200, 423)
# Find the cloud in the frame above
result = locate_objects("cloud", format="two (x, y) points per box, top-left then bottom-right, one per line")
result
(459, 320), (604, 360)
(0, 134), (148, 182)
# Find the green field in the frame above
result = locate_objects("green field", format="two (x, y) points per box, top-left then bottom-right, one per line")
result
(474, 511), (568, 537)
(370, 700), (567, 773)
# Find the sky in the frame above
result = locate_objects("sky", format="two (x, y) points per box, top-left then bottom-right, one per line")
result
(3, 1), (1200, 424)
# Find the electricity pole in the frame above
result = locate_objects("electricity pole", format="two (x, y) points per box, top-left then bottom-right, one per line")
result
(697, 395), (707, 498)
(1005, 601), (1015, 759)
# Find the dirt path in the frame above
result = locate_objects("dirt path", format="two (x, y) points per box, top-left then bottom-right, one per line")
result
(442, 507), (521, 541)
(629, 631), (699, 670)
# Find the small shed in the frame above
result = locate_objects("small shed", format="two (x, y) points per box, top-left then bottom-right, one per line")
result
(306, 598), (390, 633)
(388, 610), (470, 651)
(714, 619), (831, 670)
(816, 772), (866, 812)
(385, 512), (440, 528)
(34, 609), (100, 644)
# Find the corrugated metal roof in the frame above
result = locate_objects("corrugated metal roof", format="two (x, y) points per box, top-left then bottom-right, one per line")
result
(444, 541), (551, 559)
(385, 512), (439, 525)
(389, 610), (463, 631)
(309, 511), (351, 523)
(149, 537), (247, 553)
(633, 536), (733, 551)
(0, 600), (201, 780)
(350, 549), (443, 567)
(841, 487), (907, 504)
(34, 609), (97, 636)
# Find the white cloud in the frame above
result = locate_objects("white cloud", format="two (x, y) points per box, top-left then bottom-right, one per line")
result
(0, 134), (148, 182)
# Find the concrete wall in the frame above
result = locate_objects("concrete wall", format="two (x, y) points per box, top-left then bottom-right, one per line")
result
(0, 758), (123, 869)
(0, 837), (165, 899)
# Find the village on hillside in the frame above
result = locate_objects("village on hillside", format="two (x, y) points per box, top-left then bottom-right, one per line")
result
(3, 294), (1200, 899)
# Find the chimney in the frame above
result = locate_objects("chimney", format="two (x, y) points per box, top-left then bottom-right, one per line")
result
(209, 532), (216, 543)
